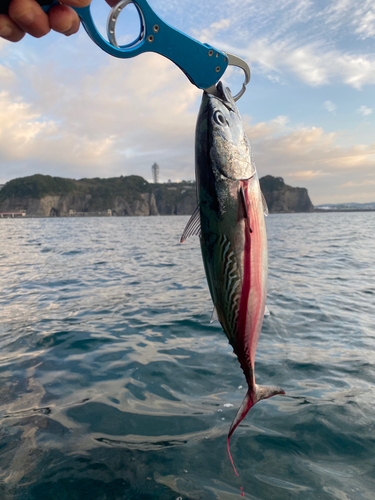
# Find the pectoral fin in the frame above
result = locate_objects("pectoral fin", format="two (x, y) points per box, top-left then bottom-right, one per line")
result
(180, 206), (201, 243)
(239, 186), (252, 233)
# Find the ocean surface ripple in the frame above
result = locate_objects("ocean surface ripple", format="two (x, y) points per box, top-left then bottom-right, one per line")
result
(0, 213), (374, 500)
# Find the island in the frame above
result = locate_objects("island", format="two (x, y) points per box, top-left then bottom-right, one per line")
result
(259, 175), (314, 213)
(0, 174), (314, 217)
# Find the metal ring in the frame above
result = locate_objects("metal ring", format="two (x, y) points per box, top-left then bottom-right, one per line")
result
(107, 0), (146, 49)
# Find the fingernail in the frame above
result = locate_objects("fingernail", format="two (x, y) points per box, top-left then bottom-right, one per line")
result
(0, 25), (13, 38)
(62, 23), (73, 35)
(63, 22), (79, 37)
(18, 8), (35, 26)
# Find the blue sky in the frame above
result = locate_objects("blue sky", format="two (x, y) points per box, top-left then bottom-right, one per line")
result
(0, 0), (374, 204)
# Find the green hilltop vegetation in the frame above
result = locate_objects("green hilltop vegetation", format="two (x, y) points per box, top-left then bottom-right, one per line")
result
(0, 174), (77, 201)
(0, 174), (195, 201)
(0, 174), (151, 202)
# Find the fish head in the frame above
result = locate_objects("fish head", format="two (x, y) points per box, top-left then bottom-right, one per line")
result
(205, 82), (256, 181)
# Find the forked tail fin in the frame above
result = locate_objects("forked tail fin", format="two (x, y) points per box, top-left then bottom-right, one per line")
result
(227, 384), (285, 476)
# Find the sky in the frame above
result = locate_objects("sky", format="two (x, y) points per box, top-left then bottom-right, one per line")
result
(0, 0), (374, 205)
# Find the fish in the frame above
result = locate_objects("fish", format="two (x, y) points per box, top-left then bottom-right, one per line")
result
(181, 82), (285, 473)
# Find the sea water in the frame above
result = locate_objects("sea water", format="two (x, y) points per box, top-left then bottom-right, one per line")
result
(0, 213), (374, 500)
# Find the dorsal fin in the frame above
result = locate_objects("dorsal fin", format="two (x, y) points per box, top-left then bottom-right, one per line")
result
(180, 206), (201, 243)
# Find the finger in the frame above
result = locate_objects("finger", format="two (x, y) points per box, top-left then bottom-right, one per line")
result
(9, 0), (50, 38)
(105, 0), (120, 7)
(57, 0), (91, 7)
(49, 4), (80, 36)
(0, 14), (25, 41)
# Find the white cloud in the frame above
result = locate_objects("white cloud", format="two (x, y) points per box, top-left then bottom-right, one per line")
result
(217, 38), (375, 89)
(2, 49), (374, 205)
(0, 53), (201, 184)
(243, 118), (375, 204)
(193, 18), (232, 42)
(182, 0), (375, 89)
(0, 65), (15, 84)
(290, 170), (326, 179)
(340, 180), (375, 188)
(324, 100), (336, 114)
(1, 0), (375, 207)
(353, 1), (375, 39)
(357, 105), (373, 117)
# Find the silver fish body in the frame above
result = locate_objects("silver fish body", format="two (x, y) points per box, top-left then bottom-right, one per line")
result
(181, 82), (284, 463)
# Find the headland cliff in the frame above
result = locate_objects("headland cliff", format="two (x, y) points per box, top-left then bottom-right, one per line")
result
(0, 174), (314, 217)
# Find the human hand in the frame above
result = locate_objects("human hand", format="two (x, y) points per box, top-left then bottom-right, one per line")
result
(0, 0), (117, 42)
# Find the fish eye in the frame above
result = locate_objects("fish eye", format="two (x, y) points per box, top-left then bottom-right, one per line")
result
(213, 110), (227, 126)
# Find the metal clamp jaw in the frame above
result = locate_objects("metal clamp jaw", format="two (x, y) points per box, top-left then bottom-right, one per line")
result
(204, 53), (251, 102)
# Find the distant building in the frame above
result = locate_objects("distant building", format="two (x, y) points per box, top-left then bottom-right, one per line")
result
(151, 163), (160, 184)
(0, 184), (4, 190)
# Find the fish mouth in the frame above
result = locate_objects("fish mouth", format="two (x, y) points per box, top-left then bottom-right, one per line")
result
(216, 166), (256, 182)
